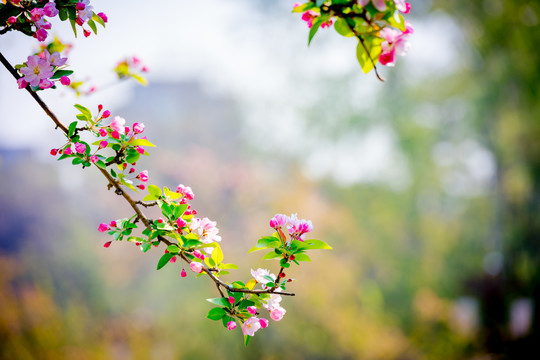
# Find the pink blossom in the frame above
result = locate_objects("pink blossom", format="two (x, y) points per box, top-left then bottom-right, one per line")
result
(90, 155), (98, 163)
(269, 307), (286, 321)
(103, 241), (112, 248)
(394, 0), (411, 13)
(181, 268), (187, 277)
(17, 78), (28, 89)
(358, 0), (386, 11)
(35, 28), (48, 42)
(137, 170), (149, 182)
(30, 8), (44, 22)
(137, 184), (146, 190)
(7, 16), (17, 24)
(262, 293), (283, 311)
(169, 256), (177, 263)
(98, 223), (110, 232)
(43, 2), (59, 17)
(109, 220), (117, 227)
(193, 250), (204, 260)
(99, 140), (108, 149)
(190, 262), (203, 273)
(124, 126), (130, 134)
(190, 217), (221, 244)
(176, 218), (187, 228)
(269, 213), (289, 228)
(39, 79), (53, 89)
(99, 129), (107, 137)
(74, 142), (86, 154)
(109, 116), (126, 134)
(251, 268), (276, 284)
(247, 306), (257, 315)
(50, 148), (57, 156)
(60, 76), (71, 85)
(20, 55), (54, 87)
(301, 10), (318, 28)
(64, 147), (73, 155)
(379, 22), (414, 67)
(76, 2), (86, 10)
(136, 146), (145, 154)
(42, 50), (67, 67)
(176, 184), (194, 200)
(102, 110), (111, 118)
(133, 122), (145, 134)
(242, 316), (261, 336)
(77, 0), (93, 23)
(98, 12), (108, 23)
(227, 321), (237, 330)
(228, 296), (236, 305)
(259, 318), (269, 329)
(287, 213), (314, 240)
(321, 19), (334, 28)
(111, 130), (120, 139)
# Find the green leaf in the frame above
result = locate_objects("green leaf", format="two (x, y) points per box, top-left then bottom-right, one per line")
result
(68, 121), (77, 138)
(231, 281), (245, 289)
(334, 18), (354, 37)
(263, 275), (275, 283)
(167, 245), (180, 253)
(316, 0), (325, 6)
(59, 7), (68, 21)
(87, 19), (98, 35)
(157, 252), (174, 270)
(72, 157), (83, 165)
(173, 203), (188, 219)
(356, 36), (382, 74)
(207, 297), (231, 307)
(294, 253), (312, 262)
(164, 187), (182, 201)
(141, 243), (151, 253)
(51, 70), (74, 80)
(125, 152), (140, 164)
(244, 335), (251, 346)
(222, 263), (239, 270)
(74, 104), (92, 119)
(148, 184), (162, 197)
(292, 2), (315, 13)
(302, 239), (333, 250)
(211, 245), (224, 265)
(205, 257), (216, 268)
(308, 17), (323, 46)
(257, 236), (281, 248)
(69, 18), (78, 37)
(207, 307), (226, 320)
(183, 239), (203, 248)
(262, 251), (282, 260)
(92, 12), (106, 27)
(131, 138), (156, 147)
(143, 194), (158, 201)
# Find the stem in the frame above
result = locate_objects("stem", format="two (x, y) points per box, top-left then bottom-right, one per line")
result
(0, 50), (294, 301)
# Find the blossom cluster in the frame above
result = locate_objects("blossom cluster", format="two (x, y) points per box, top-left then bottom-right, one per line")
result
(1, 1), (107, 42)
(16, 48), (70, 90)
(114, 56), (150, 86)
(270, 213), (314, 241)
(293, 0), (413, 73)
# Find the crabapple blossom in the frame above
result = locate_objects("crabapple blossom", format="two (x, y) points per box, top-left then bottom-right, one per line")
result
(7, 17), (16, 25)
(109, 220), (117, 227)
(176, 218), (187, 228)
(176, 184), (194, 200)
(133, 123), (145, 134)
(110, 116), (126, 134)
(137, 170), (149, 182)
(251, 268), (276, 284)
(17, 78), (27, 89)
(64, 147), (73, 155)
(39, 79), (53, 89)
(242, 316), (261, 336)
(102, 110), (111, 118)
(259, 318), (269, 329)
(190, 262), (203, 273)
(43, 2), (59, 17)
(90, 155), (98, 163)
(227, 321), (237, 330)
(270, 307), (286, 321)
(180, 269), (187, 277)
(20, 55), (54, 87)
(247, 306), (257, 315)
(269, 213), (289, 228)
(379, 21), (414, 66)
(50, 149), (57, 156)
(98, 12), (108, 23)
(60, 76), (70, 85)
(136, 146), (144, 154)
(74, 142), (86, 154)
(190, 217), (221, 245)
(98, 223), (110, 232)
(103, 241), (112, 248)
(98, 140), (108, 148)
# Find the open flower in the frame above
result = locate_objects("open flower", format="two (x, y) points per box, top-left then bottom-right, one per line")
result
(379, 21), (414, 66)
(242, 316), (261, 336)
(20, 55), (54, 87)
(251, 268), (276, 284)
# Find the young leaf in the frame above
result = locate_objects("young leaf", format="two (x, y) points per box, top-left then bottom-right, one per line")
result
(207, 307), (226, 320)
(74, 104), (91, 119)
(211, 245), (224, 265)
(147, 184), (162, 197)
(207, 297), (231, 307)
(157, 252), (175, 270)
(167, 245), (180, 253)
(294, 253), (312, 262)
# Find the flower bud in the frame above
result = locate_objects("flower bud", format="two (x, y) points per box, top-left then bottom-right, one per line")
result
(76, 2), (86, 10)
(60, 76), (71, 85)
(103, 241), (112, 248)
(7, 16), (17, 24)
(228, 296), (235, 305)
(90, 155), (98, 163)
(50, 148), (58, 156)
(181, 269), (187, 277)
(83, 29), (91, 38)
(98, 104), (103, 112)
(259, 318), (269, 329)
(227, 321), (236, 330)
(98, 12), (108, 23)
(102, 110), (111, 118)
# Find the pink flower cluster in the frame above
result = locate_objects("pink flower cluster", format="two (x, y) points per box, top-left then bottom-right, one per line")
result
(299, 9), (333, 29)
(379, 21), (414, 66)
(269, 213), (314, 241)
(17, 50), (69, 89)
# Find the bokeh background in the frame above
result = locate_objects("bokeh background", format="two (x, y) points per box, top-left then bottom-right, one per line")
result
(1, 0), (540, 358)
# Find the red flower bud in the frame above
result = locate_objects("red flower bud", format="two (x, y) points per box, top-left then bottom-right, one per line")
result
(98, 104), (103, 112)
(50, 148), (58, 156)
(103, 241), (112, 248)
(279, 272), (286, 278)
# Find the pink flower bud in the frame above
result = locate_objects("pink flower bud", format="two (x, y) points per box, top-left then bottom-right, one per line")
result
(137, 170), (149, 182)
(190, 262), (203, 273)
(60, 76), (70, 85)
(193, 250), (204, 260)
(133, 123), (145, 134)
(136, 146), (144, 154)
(123, 163), (127, 169)
(103, 241), (112, 248)
(74, 142), (86, 154)
(7, 16), (16, 24)
(170, 256), (177, 263)
(17, 78), (28, 89)
(76, 3), (86, 10)
(142, 66), (149, 73)
(111, 130), (120, 139)
(135, 242), (141, 246)
(109, 221), (117, 227)
(76, 18), (84, 26)
(98, 223), (110, 232)
(98, 104), (103, 112)
(228, 296), (235, 305)
(50, 148), (57, 156)
(83, 29), (91, 38)
(99, 129), (107, 137)
(176, 218), (187, 228)
(129, 167), (135, 174)
(259, 318), (269, 329)
(124, 126), (130, 134)
(102, 110), (111, 118)
(36, 28), (48, 42)
(247, 306), (257, 315)
(158, 218), (164, 224)
(90, 155), (98, 163)
(137, 184), (146, 190)
(181, 269), (187, 277)
(227, 321), (236, 330)
(39, 79), (54, 89)
(64, 147), (73, 155)
(98, 12), (108, 23)
(99, 140), (108, 149)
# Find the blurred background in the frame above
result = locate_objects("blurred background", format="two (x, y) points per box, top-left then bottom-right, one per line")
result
(1, 0), (540, 358)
